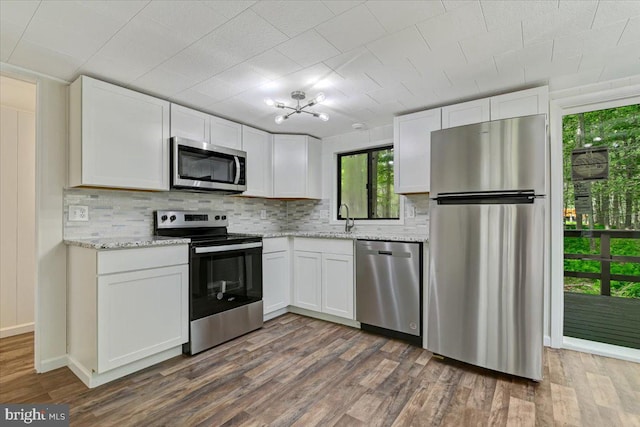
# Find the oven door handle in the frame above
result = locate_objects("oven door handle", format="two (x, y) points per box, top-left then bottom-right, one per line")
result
(234, 156), (241, 185)
(194, 242), (262, 254)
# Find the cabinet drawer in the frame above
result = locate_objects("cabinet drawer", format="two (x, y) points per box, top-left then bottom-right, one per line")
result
(294, 238), (353, 255)
(263, 237), (289, 253)
(98, 245), (188, 275)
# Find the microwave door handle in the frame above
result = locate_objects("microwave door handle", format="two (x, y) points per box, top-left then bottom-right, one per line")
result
(234, 156), (240, 184)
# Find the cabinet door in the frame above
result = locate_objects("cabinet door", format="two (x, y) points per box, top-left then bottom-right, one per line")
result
(273, 135), (307, 198)
(210, 115), (242, 150)
(393, 108), (441, 194)
(263, 251), (290, 314)
(306, 136), (322, 199)
(79, 76), (170, 191)
(170, 104), (210, 142)
(322, 253), (354, 319)
(242, 125), (273, 197)
(97, 264), (188, 373)
(490, 86), (549, 120)
(292, 251), (322, 312)
(442, 98), (490, 129)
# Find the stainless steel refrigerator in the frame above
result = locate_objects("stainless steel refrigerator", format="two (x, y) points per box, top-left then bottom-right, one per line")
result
(427, 114), (546, 381)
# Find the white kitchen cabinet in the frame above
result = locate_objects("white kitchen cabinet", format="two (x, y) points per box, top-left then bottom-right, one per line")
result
(170, 103), (209, 142)
(272, 134), (321, 199)
(262, 237), (290, 315)
(170, 103), (242, 150)
(293, 250), (322, 312)
(441, 98), (490, 129)
(67, 244), (189, 387)
(393, 108), (441, 194)
(292, 238), (354, 320)
(69, 76), (170, 191)
(210, 115), (242, 150)
(490, 86), (549, 120)
(242, 125), (273, 197)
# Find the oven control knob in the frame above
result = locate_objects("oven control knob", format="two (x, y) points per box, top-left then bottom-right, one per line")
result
(161, 215), (168, 222)
(221, 215), (227, 220)
(169, 215), (177, 222)
(215, 215), (220, 220)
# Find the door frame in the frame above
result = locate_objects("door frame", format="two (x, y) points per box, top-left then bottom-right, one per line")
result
(549, 83), (640, 361)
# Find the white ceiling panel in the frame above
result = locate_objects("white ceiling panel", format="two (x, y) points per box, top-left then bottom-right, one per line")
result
(246, 49), (303, 80)
(591, 0), (640, 28)
(459, 23), (523, 64)
(367, 27), (429, 65)
(480, 0), (558, 32)
(322, 1), (363, 16)
(315, 4), (387, 52)
(252, 1), (334, 37)
(1, 0), (638, 138)
(365, 0), (445, 34)
(10, 40), (84, 81)
(276, 30), (340, 67)
(139, 1), (230, 44)
(416, 2), (486, 50)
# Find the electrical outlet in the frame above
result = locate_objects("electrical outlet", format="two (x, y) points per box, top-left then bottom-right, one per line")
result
(69, 205), (89, 221)
(260, 209), (267, 219)
(407, 206), (416, 218)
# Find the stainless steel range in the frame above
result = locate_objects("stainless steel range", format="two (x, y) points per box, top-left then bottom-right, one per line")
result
(154, 210), (263, 355)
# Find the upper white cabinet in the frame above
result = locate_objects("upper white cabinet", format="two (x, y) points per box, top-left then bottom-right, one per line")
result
(490, 86), (549, 120)
(273, 134), (321, 199)
(441, 98), (490, 129)
(69, 76), (170, 191)
(170, 103), (242, 150)
(393, 108), (441, 194)
(242, 125), (273, 198)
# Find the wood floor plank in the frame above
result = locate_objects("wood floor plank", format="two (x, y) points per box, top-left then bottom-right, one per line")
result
(1, 315), (638, 427)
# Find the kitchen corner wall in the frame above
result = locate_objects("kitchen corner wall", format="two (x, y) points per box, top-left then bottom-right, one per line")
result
(63, 188), (287, 239)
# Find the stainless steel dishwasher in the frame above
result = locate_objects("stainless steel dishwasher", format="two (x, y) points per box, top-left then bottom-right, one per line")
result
(356, 240), (422, 345)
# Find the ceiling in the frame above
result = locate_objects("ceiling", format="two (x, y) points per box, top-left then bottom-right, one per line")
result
(1, 1), (639, 138)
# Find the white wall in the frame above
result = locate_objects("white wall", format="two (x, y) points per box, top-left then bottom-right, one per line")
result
(1, 63), (68, 372)
(0, 77), (36, 338)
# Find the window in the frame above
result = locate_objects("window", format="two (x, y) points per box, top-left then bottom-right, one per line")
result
(337, 146), (399, 220)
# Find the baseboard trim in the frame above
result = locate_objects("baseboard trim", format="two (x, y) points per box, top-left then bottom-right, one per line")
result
(0, 322), (34, 339)
(563, 336), (640, 363)
(288, 306), (360, 329)
(264, 307), (289, 322)
(38, 355), (68, 373)
(67, 346), (183, 388)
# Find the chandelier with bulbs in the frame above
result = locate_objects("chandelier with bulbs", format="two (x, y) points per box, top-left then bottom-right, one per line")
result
(265, 91), (329, 124)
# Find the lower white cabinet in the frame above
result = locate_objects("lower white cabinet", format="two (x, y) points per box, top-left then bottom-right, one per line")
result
(67, 244), (189, 387)
(292, 238), (354, 320)
(262, 238), (290, 315)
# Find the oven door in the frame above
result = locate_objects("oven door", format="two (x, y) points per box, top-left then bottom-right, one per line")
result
(190, 242), (262, 321)
(172, 137), (246, 192)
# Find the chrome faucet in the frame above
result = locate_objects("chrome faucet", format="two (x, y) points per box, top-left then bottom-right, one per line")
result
(339, 203), (355, 232)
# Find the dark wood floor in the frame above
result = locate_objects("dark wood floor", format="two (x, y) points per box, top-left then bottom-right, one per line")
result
(564, 292), (640, 349)
(1, 314), (639, 426)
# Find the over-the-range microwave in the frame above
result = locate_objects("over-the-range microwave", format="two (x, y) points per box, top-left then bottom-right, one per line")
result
(171, 136), (246, 194)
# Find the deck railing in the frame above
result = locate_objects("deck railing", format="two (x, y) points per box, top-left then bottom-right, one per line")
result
(564, 229), (640, 296)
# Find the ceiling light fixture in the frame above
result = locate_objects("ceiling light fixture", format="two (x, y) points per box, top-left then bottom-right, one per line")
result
(264, 91), (329, 124)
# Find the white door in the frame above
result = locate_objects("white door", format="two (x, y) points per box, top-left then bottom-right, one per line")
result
(263, 251), (290, 314)
(273, 135), (307, 197)
(321, 253), (354, 319)
(441, 98), (490, 129)
(81, 77), (170, 190)
(170, 104), (210, 142)
(97, 264), (188, 373)
(292, 251), (322, 312)
(210, 116), (242, 149)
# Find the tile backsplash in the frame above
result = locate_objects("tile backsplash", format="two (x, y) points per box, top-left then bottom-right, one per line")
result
(63, 189), (430, 239)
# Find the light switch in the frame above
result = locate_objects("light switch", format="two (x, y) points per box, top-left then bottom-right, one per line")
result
(407, 206), (416, 218)
(260, 209), (267, 219)
(69, 205), (89, 221)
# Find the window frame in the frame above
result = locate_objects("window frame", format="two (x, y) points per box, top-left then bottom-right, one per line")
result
(336, 144), (399, 220)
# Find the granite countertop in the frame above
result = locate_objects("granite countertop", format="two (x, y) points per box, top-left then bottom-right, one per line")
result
(250, 231), (428, 243)
(64, 236), (191, 250)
